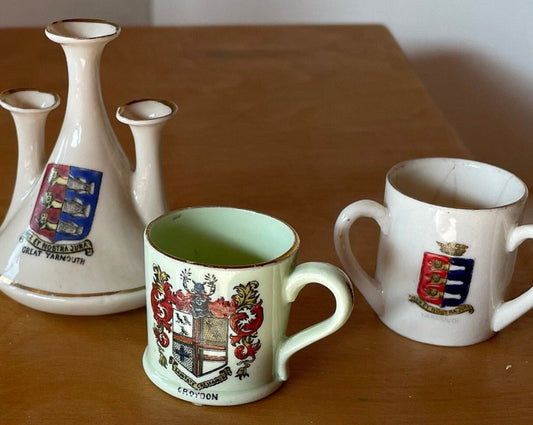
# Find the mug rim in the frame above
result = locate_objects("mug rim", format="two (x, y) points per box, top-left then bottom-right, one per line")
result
(145, 206), (300, 269)
(386, 157), (528, 211)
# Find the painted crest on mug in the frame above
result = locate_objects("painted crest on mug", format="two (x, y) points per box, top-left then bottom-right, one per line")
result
(409, 241), (475, 315)
(23, 163), (102, 258)
(150, 264), (264, 390)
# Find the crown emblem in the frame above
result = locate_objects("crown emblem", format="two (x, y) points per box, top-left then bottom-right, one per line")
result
(437, 241), (468, 256)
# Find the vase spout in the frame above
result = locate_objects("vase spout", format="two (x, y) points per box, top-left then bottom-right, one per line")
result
(116, 99), (177, 224)
(0, 89), (60, 229)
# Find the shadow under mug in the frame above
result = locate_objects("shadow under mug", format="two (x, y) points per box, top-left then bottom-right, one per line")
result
(335, 157), (533, 346)
(143, 206), (353, 405)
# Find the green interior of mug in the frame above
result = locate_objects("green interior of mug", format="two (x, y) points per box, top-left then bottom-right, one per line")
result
(147, 207), (297, 267)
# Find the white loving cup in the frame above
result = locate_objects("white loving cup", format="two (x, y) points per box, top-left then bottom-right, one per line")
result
(143, 206), (353, 406)
(335, 157), (533, 346)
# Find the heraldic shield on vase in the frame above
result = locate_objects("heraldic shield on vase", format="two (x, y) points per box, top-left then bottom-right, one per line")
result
(150, 264), (264, 394)
(0, 20), (176, 315)
(409, 241), (475, 316)
(25, 164), (102, 255)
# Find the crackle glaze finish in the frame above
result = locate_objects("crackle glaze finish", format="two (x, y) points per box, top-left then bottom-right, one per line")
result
(335, 157), (533, 346)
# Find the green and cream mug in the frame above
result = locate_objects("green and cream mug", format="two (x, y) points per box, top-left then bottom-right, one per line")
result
(143, 206), (353, 406)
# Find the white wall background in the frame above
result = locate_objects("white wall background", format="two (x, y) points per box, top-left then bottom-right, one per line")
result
(1, 0), (533, 197)
(0, 0), (151, 27)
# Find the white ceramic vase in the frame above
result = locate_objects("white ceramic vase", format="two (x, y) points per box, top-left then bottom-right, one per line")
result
(0, 19), (177, 315)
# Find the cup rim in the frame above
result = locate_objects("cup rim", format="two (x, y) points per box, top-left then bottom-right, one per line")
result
(145, 206), (300, 269)
(386, 157), (528, 211)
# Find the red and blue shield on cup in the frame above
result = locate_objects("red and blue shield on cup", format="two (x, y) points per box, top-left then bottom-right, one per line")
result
(30, 163), (102, 242)
(417, 252), (475, 308)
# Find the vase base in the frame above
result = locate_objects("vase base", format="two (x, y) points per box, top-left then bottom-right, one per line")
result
(0, 279), (145, 315)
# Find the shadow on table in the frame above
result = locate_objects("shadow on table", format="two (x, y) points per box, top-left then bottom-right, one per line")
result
(409, 50), (533, 221)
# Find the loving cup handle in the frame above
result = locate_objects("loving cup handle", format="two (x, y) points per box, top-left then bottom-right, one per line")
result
(276, 262), (353, 381)
(334, 200), (391, 315)
(492, 224), (533, 331)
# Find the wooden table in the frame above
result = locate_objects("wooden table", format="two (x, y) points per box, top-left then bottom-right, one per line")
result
(0, 25), (531, 424)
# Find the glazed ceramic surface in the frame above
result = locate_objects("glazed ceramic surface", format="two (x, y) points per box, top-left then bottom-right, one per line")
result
(0, 20), (176, 315)
(335, 157), (533, 346)
(144, 207), (353, 406)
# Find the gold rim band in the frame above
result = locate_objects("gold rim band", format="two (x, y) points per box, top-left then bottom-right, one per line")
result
(0, 275), (143, 298)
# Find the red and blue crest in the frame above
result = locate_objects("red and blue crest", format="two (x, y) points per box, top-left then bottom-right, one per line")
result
(30, 163), (102, 242)
(410, 242), (475, 315)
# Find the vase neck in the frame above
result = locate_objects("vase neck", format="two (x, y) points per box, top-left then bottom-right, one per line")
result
(62, 42), (107, 123)
(45, 20), (121, 146)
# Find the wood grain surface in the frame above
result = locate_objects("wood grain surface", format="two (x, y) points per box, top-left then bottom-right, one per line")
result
(0, 25), (531, 425)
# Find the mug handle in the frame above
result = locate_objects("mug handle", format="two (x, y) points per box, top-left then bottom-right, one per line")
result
(334, 200), (391, 315)
(277, 262), (353, 381)
(492, 224), (533, 331)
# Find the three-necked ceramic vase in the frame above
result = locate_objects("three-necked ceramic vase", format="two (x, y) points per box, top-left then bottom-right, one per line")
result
(0, 19), (177, 315)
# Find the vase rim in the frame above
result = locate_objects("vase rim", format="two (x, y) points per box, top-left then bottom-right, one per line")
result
(0, 88), (60, 113)
(45, 19), (121, 42)
(116, 99), (178, 125)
